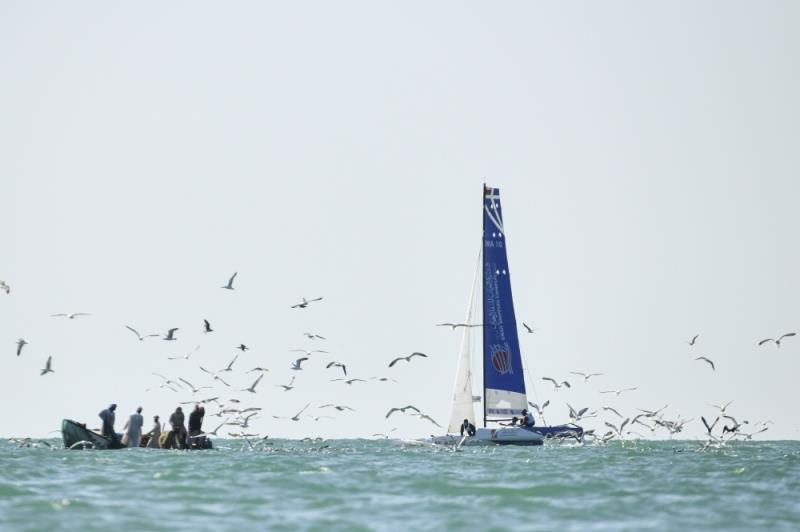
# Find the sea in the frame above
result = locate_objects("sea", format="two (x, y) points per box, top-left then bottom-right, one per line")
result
(1, 438), (798, 531)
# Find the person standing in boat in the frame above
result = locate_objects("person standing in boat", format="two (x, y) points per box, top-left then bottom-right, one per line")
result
(460, 419), (476, 437)
(145, 415), (162, 448)
(169, 406), (187, 449)
(98, 404), (119, 444)
(122, 406), (144, 448)
(186, 404), (205, 448)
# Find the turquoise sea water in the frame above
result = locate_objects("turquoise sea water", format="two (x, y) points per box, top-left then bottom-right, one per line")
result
(1, 439), (798, 531)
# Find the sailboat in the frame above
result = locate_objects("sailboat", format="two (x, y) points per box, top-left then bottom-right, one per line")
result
(436, 184), (583, 446)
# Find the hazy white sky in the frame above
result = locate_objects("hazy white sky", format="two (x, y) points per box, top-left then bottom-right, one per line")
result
(2, 1), (799, 440)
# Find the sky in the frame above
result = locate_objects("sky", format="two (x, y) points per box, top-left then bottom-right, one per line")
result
(2, 1), (799, 440)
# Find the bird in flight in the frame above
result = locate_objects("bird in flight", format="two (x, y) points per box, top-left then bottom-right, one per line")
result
(569, 371), (603, 383)
(567, 404), (594, 423)
(275, 376), (296, 391)
(436, 323), (483, 330)
(370, 376), (398, 383)
(601, 406), (623, 418)
(528, 400), (549, 416)
(411, 413), (441, 427)
(332, 378), (367, 385)
(291, 357), (309, 370)
(687, 334), (700, 346)
(701, 416), (720, 435)
(303, 332), (326, 340)
(203, 319), (213, 334)
(388, 352), (428, 368)
(273, 403), (311, 422)
(542, 377), (571, 391)
(290, 349), (329, 356)
(219, 355), (238, 373)
(125, 326), (159, 341)
(326, 361), (347, 376)
(178, 378), (211, 394)
(168, 345), (199, 360)
(372, 428), (398, 439)
(236, 344), (249, 352)
(385, 405), (421, 418)
(758, 332), (796, 348)
(247, 366), (269, 374)
(16, 339), (28, 357)
(291, 297), (323, 309)
(522, 322), (535, 334)
(694, 356), (715, 371)
(40, 356), (54, 376)
(241, 374), (264, 393)
(0, 280), (9, 294)
(604, 418), (630, 438)
(221, 272), (237, 290)
(710, 401), (733, 414)
(163, 328), (179, 341)
(600, 387), (638, 397)
(320, 404), (354, 412)
(51, 313), (90, 320)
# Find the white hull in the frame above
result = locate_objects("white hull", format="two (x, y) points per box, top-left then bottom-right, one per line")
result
(432, 427), (545, 447)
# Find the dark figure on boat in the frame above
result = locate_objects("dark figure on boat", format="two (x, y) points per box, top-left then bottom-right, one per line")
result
(169, 406), (187, 449)
(186, 404), (205, 448)
(98, 404), (120, 445)
(460, 419), (476, 437)
(521, 409), (535, 427)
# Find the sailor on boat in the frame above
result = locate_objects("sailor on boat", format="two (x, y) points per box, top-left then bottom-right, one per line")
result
(99, 404), (119, 444)
(186, 404), (205, 448)
(122, 406), (144, 448)
(521, 409), (535, 428)
(460, 419), (476, 437)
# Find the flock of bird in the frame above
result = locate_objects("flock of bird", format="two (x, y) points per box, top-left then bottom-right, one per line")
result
(3, 274), (792, 449)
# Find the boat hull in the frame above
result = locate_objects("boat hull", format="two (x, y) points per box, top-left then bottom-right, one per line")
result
(62, 419), (125, 450)
(432, 424), (583, 446)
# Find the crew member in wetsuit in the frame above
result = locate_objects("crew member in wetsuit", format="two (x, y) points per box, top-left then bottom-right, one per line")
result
(460, 419), (477, 437)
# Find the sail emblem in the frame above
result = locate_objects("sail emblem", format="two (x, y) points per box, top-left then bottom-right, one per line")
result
(491, 349), (513, 375)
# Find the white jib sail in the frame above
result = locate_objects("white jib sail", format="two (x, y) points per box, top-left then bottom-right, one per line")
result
(447, 250), (481, 434)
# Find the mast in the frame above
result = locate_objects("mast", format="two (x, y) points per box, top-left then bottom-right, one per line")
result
(482, 183), (488, 428)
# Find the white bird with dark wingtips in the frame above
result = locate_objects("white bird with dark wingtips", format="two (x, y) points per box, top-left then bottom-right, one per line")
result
(178, 378), (211, 394)
(695, 356), (715, 371)
(332, 378), (367, 385)
(326, 361), (347, 376)
(163, 328), (179, 341)
(275, 376), (295, 391)
(600, 387), (638, 397)
(303, 332), (326, 340)
(385, 405), (421, 418)
(125, 325), (159, 341)
(570, 371), (603, 383)
(241, 374), (264, 393)
(16, 338), (28, 357)
(436, 323), (483, 330)
(291, 357), (309, 370)
(758, 332), (796, 348)
(320, 404), (354, 412)
(51, 313), (90, 320)
(291, 297), (323, 309)
(272, 403), (311, 422)
(710, 401), (733, 414)
(528, 400), (549, 416)
(219, 355), (238, 373)
(290, 349), (329, 356)
(388, 352), (428, 368)
(542, 377), (571, 391)
(221, 272), (237, 290)
(40, 356), (54, 376)
(168, 345), (199, 360)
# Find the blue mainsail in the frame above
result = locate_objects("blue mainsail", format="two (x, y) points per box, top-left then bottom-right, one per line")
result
(483, 185), (528, 420)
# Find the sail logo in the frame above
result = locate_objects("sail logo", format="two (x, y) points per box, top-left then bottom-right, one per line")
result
(491, 348), (514, 375)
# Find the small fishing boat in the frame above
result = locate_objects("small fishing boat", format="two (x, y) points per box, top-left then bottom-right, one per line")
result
(62, 419), (213, 450)
(434, 185), (583, 446)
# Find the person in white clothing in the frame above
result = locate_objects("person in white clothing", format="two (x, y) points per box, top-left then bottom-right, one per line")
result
(145, 415), (162, 448)
(122, 407), (145, 448)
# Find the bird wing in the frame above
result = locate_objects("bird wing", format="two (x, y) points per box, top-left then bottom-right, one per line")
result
(578, 407), (589, 417)
(226, 355), (238, 370)
(251, 374), (264, 389)
(217, 376), (230, 387)
(779, 332), (796, 341)
(758, 338), (774, 346)
(562, 381), (571, 388)
(179, 377), (194, 388)
(296, 357), (309, 365)
(199, 366), (214, 375)
(388, 357), (403, 367)
(603, 407), (622, 417)
(569, 372), (586, 378)
(50, 314), (67, 317)
(409, 352), (428, 359)
(227, 272), (237, 286)
(125, 325), (141, 338)
(46, 355), (52, 369)
(385, 408), (399, 418)
(522, 323), (532, 332)
(542, 377), (557, 385)
(419, 414), (441, 427)
(310, 297), (323, 302)
(436, 323), (456, 327)
(620, 418), (630, 433)
(326, 361), (336, 368)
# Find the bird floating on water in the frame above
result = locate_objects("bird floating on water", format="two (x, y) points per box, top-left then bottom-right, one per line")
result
(221, 272), (237, 290)
(758, 332), (796, 348)
(40, 356), (54, 376)
(388, 352), (428, 368)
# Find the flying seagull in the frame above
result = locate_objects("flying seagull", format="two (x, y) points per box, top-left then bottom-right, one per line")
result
(370, 376), (398, 383)
(219, 355), (238, 373)
(178, 378), (211, 394)
(272, 403), (311, 422)
(40, 356), (54, 376)
(388, 352), (428, 368)
(605, 418), (630, 438)
(0, 280), (9, 294)
(542, 377), (571, 391)
(436, 323), (483, 330)
(290, 349), (329, 356)
(326, 361), (347, 376)
(320, 404), (354, 412)
(701, 416), (720, 435)
(221, 272), (237, 290)
(710, 401), (733, 414)
(600, 387), (638, 397)
(16, 338), (28, 357)
(303, 332), (326, 340)
(332, 378), (367, 385)
(275, 376), (295, 391)
(695, 356), (715, 371)
(687, 334), (699, 346)
(203, 319), (213, 334)
(291, 357), (309, 370)
(51, 313), (90, 320)
(236, 344), (249, 352)
(601, 406), (623, 418)
(385, 405), (421, 418)
(168, 344), (199, 360)
(528, 400), (550, 416)
(163, 328), (179, 341)
(247, 366), (269, 374)
(570, 371), (603, 383)
(291, 297), (323, 309)
(411, 413), (442, 427)
(125, 325), (159, 341)
(758, 332), (796, 348)
(241, 374), (264, 393)
(522, 322), (535, 334)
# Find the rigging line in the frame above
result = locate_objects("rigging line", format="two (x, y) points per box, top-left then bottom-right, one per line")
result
(521, 350), (547, 426)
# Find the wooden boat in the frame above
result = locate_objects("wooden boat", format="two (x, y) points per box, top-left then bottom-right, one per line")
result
(62, 419), (125, 449)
